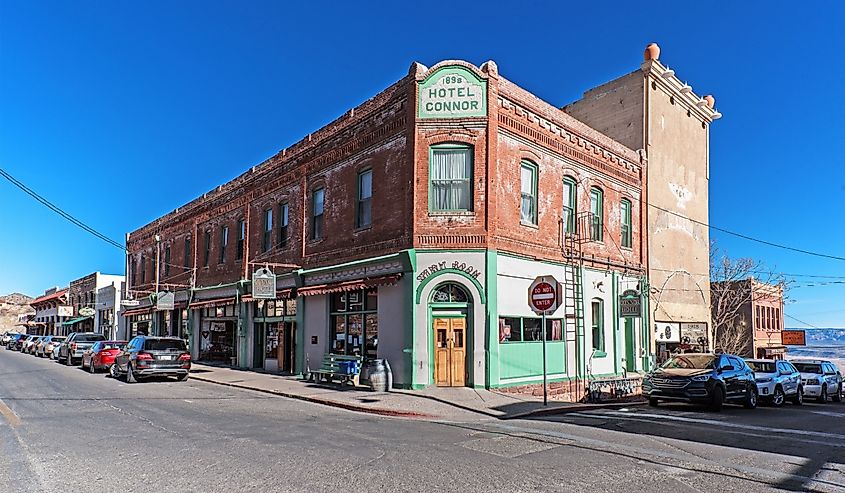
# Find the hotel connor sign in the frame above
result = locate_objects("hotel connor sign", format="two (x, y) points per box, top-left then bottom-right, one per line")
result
(418, 66), (487, 119)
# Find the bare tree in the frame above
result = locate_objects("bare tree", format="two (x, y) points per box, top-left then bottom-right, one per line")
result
(710, 244), (790, 357)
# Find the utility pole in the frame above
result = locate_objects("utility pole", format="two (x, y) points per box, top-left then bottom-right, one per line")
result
(154, 234), (161, 336)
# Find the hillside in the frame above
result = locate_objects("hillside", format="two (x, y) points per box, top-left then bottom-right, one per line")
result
(0, 293), (35, 333)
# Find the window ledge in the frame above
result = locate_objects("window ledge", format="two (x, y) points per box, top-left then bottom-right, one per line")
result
(520, 220), (539, 229)
(353, 225), (373, 233)
(428, 211), (475, 217)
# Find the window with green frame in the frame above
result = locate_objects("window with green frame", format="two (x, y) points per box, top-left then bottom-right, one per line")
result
(562, 176), (577, 235)
(498, 316), (562, 343)
(620, 198), (632, 248)
(589, 187), (603, 242)
(591, 298), (604, 351)
(357, 169), (372, 227)
(429, 143), (473, 211)
(330, 288), (378, 358)
(520, 161), (538, 224)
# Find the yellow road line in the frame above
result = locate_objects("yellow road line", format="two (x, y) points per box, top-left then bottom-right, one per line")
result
(0, 399), (21, 428)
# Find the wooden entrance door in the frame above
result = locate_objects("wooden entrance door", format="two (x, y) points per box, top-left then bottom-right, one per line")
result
(434, 318), (466, 387)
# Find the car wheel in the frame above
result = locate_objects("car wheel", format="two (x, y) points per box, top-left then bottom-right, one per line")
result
(792, 386), (803, 406)
(177, 373), (189, 382)
(818, 385), (828, 404)
(743, 385), (758, 409)
(109, 363), (120, 379)
(126, 364), (137, 384)
(771, 386), (785, 407)
(834, 384), (843, 403)
(88, 359), (96, 374)
(710, 386), (725, 412)
(65, 353), (72, 366)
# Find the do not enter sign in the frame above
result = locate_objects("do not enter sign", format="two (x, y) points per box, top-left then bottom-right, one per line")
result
(528, 275), (561, 315)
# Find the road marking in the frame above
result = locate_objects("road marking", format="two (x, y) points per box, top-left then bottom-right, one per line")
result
(183, 399), (193, 403)
(811, 410), (845, 418)
(575, 410), (845, 441)
(0, 398), (21, 427)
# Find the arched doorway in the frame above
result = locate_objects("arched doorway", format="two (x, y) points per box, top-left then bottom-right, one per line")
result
(430, 282), (471, 387)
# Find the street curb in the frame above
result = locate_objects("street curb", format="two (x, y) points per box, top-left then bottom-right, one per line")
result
(503, 400), (648, 420)
(189, 374), (434, 419)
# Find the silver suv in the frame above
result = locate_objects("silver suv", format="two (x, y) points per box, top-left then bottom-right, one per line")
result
(791, 359), (843, 403)
(746, 359), (803, 407)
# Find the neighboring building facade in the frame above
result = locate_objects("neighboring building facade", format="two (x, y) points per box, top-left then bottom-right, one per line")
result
(97, 281), (126, 340)
(124, 48), (716, 392)
(563, 43), (721, 356)
(30, 287), (70, 336)
(64, 273), (125, 336)
(711, 279), (785, 359)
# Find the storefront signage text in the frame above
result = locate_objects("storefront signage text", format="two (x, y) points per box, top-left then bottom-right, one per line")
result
(252, 267), (277, 299)
(782, 330), (806, 346)
(619, 289), (642, 318)
(156, 291), (175, 311)
(416, 261), (481, 282)
(418, 66), (487, 119)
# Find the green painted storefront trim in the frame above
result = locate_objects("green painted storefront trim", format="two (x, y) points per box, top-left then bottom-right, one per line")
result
(407, 249), (417, 388)
(612, 271), (619, 375)
(295, 296), (305, 375)
(415, 268), (486, 304)
(485, 249), (499, 389)
(491, 371), (624, 388)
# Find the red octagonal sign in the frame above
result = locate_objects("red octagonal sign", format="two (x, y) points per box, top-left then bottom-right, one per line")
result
(528, 275), (560, 314)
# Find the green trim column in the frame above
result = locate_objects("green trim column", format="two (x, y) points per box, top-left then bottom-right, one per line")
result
(294, 296), (305, 375)
(612, 271), (620, 375)
(485, 249), (499, 388)
(407, 249), (417, 388)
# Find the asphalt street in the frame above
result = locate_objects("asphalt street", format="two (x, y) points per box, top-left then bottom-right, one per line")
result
(1, 348), (844, 492)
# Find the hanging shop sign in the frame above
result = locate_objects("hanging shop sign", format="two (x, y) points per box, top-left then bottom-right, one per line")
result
(782, 330), (806, 346)
(156, 291), (175, 311)
(680, 322), (708, 346)
(654, 322), (681, 343)
(57, 305), (73, 317)
(619, 289), (642, 318)
(121, 299), (140, 307)
(418, 66), (487, 119)
(252, 267), (277, 299)
(78, 307), (95, 317)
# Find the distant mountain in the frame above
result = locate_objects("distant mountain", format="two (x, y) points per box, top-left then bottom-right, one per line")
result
(0, 293), (35, 333)
(0, 293), (33, 305)
(785, 328), (845, 345)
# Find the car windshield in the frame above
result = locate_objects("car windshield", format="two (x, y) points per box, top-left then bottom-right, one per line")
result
(144, 339), (187, 351)
(793, 363), (822, 374)
(746, 361), (776, 373)
(660, 355), (717, 370)
(76, 334), (105, 342)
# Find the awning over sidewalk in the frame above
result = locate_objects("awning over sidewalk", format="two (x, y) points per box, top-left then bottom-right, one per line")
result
(298, 274), (402, 297)
(61, 316), (91, 326)
(122, 307), (152, 317)
(189, 297), (237, 309)
(241, 289), (294, 302)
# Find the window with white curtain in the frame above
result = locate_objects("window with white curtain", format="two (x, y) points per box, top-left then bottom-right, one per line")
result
(520, 161), (538, 224)
(620, 198), (632, 248)
(590, 187), (603, 242)
(562, 176), (577, 235)
(429, 144), (472, 211)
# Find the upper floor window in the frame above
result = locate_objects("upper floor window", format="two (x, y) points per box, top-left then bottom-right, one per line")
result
(357, 169), (372, 228)
(520, 161), (538, 225)
(140, 254), (146, 283)
(263, 208), (273, 252)
(203, 230), (211, 267)
(620, 198), (632, 248)
(429, 144), (472, 212)
(184, 236), (191, 269)
(164, 246), (171, 277)
(236, 219), (245, 260)
(278, 203), (289, 247)
(591, 298), (605, 351)
(312, 188), (325, 240)
(589, 187), (603, 242)
(129, 256), (136, 287)
(219, 225), (229, 264)
(562, 176), (577, 235)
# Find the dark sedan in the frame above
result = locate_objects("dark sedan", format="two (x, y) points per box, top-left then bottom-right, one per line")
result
(643, 353), (758, 411)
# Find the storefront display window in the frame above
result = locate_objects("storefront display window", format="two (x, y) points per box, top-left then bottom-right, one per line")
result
(330, 288), (378, 358)
(198, 305), (237, 364)
(498, 316), (562, 343)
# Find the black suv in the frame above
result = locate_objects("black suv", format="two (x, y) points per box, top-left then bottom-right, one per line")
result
(643, 353), (758, 411)
(110, 336), (191, 383)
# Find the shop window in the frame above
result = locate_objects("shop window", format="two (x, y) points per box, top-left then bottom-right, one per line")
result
(279, 203), (289, 247)
(429, 144), (473, 212)
(520, 161), (538, 225)
(620, 199), (632, 248)
(236, 219), (245, 260)
(430, 283), (469, 303)
(357, 169), (372, 228)
(164, 246), (171, 277)
(591, 298), (605, 351)
(590, 187), (603, 242)
(562, 176), (577, 235)
(329, 288), (377, 358)
(263, 208), (273, 252)
(312, 188), (325, 240)
(219, 225), (229, 264)
(498, 317), (562, 343)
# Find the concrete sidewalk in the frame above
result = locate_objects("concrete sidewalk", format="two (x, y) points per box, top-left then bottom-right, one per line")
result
(188, 364), (645, 420)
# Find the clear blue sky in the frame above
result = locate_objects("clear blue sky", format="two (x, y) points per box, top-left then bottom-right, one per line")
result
(1, 1), (843, 327)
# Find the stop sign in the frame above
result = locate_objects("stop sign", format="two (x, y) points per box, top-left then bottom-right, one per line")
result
(528, 275), (560, 314)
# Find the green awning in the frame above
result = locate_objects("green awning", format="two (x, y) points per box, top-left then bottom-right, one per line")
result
(61, 316), (91, 326)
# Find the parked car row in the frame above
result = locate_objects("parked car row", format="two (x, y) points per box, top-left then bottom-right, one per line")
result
(2, 332), (192, 383)
(643, 352), (844, 411)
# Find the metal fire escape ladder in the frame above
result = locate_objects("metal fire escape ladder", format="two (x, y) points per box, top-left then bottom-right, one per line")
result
(562, 212), (592, 402)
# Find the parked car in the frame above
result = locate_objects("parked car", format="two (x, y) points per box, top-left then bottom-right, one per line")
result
(7, 333), (29, 351)
(59, 332), (106, 366)
(792, 359), (843, 403)
(745, 359), (803, 407)
(82, 341), (127, 373)
(44, 337), (66, 359)
(1, 332), (18, 345)
(643, 353), (758, 411)
(110, 336), (191, 383)
(22, 335), (41, 354)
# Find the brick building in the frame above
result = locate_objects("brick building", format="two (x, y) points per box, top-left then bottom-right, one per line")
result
(64, 272), (125, 336)
(124, 46), (716, 391)
(712, 279), (785, 359)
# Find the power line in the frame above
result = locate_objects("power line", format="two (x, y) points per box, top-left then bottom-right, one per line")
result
(784, 313), (820, 329)
(648, 203), (845, 262)
(0, 166), (125, 251)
